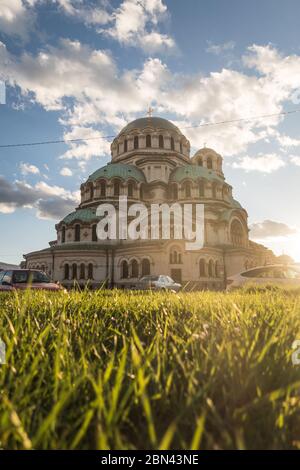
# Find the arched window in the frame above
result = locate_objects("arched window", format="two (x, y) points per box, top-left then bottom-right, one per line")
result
(131, 259), (139, 278)
(159, 135), (164, 148)
(215, 261), (220, 278)
(180, 142), (183, 153)
(100, 181), (106, 197)
(124, 139), (128, 153)
(170, 137), (175, 151)
(198, 158), (203, 167)
(61, 226), (66, 244)
(171, 184), (178, 200)
(141, 259), (150, 276)
(64, 264), (69, 280)
(199, 181), (205, 197)
(75, 224), (80, 242)
(128, 182), (133, 197)
(72, 263), (77, 280)
(121, 260), (129, 279)
(208, 260), (214, 277)
(80, 263), (85, 280)
(146, 134), (151, 148)
(170, 250), (182, 264)
(89, 183), (94, 199)
(92, 224), (97, 242)
(114, 181), (120, 196)
(183, 182), (192, 198)
(134, 135), (139, 149)
(231, 220), (245, 247)
(199, 259), (206, 277)
(88, 263), (93, 280)
(207, 157), (213, 170)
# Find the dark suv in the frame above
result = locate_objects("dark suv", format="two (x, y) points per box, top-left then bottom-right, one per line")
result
(0, 269), (64, 291)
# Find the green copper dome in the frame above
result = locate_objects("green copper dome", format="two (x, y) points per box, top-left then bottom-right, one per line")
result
(62, 207), (100, 225)
(118, 117), (181, 136)
(170, 165), (224, 183)
(87, 163), (146, 183)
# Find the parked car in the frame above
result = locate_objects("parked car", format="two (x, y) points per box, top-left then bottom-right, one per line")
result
(135, 275), (181, 292)
(0, 269), (64, 292)
(226, 265), (300, 291)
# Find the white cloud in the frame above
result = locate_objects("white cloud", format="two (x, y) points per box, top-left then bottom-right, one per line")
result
(19, 162), (40, 175)
(2, 41), (300, 160)
(54, 0), (110, 25)
(0, 176), (79, 219)
(0, 0), (37, 40)
(232, 153), (285, 173)
(206, 41), (235, 55)
(59, 126), (111, 161)
(290, 155), (300, 166)
(60, 167), (73, 176)
(101, 0), (175, 53)
(250, 220), (297, 239)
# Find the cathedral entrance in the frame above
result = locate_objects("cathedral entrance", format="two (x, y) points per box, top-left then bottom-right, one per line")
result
(171, 269), (182, 283)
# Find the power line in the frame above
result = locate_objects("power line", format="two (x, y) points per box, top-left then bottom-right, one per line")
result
(0, 108), (299, 149)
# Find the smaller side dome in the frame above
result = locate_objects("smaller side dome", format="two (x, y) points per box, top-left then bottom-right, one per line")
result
(192, 148), (223, 177)
(170, 165), (224, 183)
(87, 163), (146, 183)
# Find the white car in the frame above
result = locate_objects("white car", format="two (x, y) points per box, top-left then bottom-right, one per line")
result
(135, 275), (181, 292)
(227, 265), (300, 291)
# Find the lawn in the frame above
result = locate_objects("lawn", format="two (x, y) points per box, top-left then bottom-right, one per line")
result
(0, 288), (300, 450)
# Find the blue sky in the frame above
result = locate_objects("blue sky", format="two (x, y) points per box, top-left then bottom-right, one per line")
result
(1, 0), (300, 263)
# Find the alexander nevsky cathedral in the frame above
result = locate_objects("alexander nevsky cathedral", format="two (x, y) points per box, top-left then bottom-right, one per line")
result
(24, 116), (275, 289)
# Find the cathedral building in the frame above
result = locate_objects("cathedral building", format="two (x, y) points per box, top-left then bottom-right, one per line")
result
(24, 116), (275, 289)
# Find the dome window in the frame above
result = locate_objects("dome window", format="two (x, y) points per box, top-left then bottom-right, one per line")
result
(74, 224), (81, 242)
(114, 181), (120, 196)
(92, 224), (97, 242)
(207, 157), (213, 170)
(159, 135), (164, 148)
(124, 139), (128, 153)
(146, 134), (151, 148)
(199, 181), (205, 197)
(61, 226), (66, 244)
(100, 182), (106, 197)
(128, 182), (133, 197)
(134, 136), (139, 149)
(170, 137), (175, 151)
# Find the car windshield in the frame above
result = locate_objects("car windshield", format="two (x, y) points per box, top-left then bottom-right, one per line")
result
(140, 276), (159, 281)
(13, 271), (51, 284)
(30, 271), (51, 283)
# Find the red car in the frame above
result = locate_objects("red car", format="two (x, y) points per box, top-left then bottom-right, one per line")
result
(0, 269), (63, 292)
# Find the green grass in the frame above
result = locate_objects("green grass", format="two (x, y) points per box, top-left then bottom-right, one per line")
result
(0, 288), (300, 450)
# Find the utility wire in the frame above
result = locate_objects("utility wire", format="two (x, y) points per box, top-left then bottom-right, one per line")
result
(0, 108), (299, 149)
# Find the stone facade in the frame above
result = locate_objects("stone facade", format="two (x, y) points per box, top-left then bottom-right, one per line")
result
(24, 116), (275, 289)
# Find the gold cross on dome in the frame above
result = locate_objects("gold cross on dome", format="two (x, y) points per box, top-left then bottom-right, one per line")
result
(147, 106), (154, 117)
